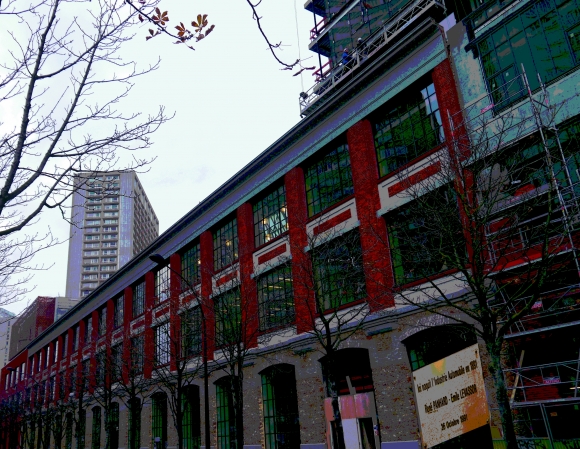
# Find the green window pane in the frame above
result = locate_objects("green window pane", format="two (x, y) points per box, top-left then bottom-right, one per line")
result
(261, 366), (301, 449)
(304, 143), (354, 217)
(312, 230), (366, 310)
(257, 265), (295, 331)
(373, 79), (444, 177)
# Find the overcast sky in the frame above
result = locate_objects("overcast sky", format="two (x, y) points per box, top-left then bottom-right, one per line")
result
(4, 0), (317, 315)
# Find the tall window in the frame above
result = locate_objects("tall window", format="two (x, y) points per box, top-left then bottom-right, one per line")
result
(133, 281), (145, 318)
(85, 316), (93, 345)
(91, 406), (101, 449)
(214, 290), (241, 347)
(128, 398), (141, 449)
(111, 344), (123, 382)
(261, 365), (301, 449)
(114, 295), (124, 328)
(62, 333), (68, 358)
(312, 231), (366, 310)
(95, 352), (105, 385)
(155, 265), (170, 302)
(98, 306), (107, 336)
(131, 335), (144, 374)
(182, 386), (201, 449)
(182, 306), (202, 357)
(82, 359), (91, 390)
(215, 377), (236, 449)
(305, 142), (354, 217)
(110, 402), (120, 449)
(253, 185), (289, 246)
(386, 187), (461, 285)
(476, 0), (580, 106)
(257, 266), (294, 331)
(182, 243), (201, 289)
(152, 393), (168, 449)
(154, 322), (170, 366)
(69, 367), (77, 397)
(373, 80), (443, 177)
(72, 325), (79, 352)
(214, 218), (239, 271)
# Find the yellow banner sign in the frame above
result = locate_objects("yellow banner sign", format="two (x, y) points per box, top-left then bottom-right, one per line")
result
(413, 344), (489, 448)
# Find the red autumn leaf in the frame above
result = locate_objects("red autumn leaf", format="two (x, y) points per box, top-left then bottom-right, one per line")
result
(146, 36), (152, 40)
(205, 24), (215, 36)
(138, 14), (144, 22)
(293, 69), (305, 76)
(149, 29), (155, 35)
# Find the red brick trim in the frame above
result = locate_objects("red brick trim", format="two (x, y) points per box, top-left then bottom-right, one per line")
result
(257, 243), (287, 265)
(387, 162), (441, 197)
(215, 270), (238, 287)
(313, 209), (352, 235)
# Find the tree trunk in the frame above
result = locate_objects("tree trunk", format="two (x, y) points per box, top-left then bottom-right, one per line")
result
(233, 372), (244, 449)
(487, 342), (518, 449)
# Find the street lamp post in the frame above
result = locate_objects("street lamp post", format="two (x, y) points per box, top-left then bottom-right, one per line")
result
(149, 254), (211, 449)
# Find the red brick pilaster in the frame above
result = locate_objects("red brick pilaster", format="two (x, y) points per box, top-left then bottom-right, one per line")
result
(200, 230), (215, 360)
(285, 167), (315, 334)
(432, 59), (464, 148)
(347, 119), (394, 311)
(169, 253), (182, 371)
(144, 271), (155, 378)
(77, 320), (85, 396)
(122, 286), (133, 384)
(433, 59), (475, 260)
(237, 203), (258, 348)
(89, 310), (98, 391)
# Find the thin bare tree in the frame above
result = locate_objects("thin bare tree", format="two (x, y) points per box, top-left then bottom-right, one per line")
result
(0, 0), (168, 304)
(374, 77), (580, 448)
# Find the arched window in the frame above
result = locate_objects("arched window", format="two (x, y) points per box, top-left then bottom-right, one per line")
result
(91, 406), (101, 449)
(319, 348), (374, 397)
(152, 393), (168, 449)
(182, 385), (201, 449)
(215, 377), (237, 449)
(260, 364), (301, 449)
(402, 325), (477, 371)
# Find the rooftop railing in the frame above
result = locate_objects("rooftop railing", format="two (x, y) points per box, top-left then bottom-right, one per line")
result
(299, 0), (445, 116)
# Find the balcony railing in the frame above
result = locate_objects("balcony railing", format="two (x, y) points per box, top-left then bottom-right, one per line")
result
(299, 0), (445, 116)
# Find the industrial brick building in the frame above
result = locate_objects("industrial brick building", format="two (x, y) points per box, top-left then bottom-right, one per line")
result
(2, 0), (580, 448)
